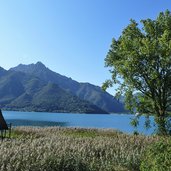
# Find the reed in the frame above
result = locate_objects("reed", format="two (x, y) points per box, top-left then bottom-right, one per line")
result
(0, 127), (162, 171)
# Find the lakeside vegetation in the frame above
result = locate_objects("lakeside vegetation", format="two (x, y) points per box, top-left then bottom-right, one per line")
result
(0, 8), (170, 171)
(0, 126), (167, 171)
(103, 10), (171, 135)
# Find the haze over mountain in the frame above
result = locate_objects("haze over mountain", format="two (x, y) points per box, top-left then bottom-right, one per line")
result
(0, 67), (107, 113)
(10, 62), (125, 113)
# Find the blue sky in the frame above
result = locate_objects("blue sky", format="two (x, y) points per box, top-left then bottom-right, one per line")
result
(0, 0), (170, 94)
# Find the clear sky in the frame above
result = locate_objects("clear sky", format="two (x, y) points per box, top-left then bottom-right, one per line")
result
(0, 0), (170, 94)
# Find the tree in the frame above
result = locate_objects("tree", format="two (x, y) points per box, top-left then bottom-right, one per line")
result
(103, 10), (171, 135)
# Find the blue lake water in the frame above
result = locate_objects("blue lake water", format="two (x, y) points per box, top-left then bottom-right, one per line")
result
(3, 111), (155, 135)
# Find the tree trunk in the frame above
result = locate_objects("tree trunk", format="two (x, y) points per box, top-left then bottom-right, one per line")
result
(155, 115), (168, 135)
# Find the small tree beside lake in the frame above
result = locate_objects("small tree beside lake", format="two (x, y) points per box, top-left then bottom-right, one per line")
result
(103, 10), (171, 135)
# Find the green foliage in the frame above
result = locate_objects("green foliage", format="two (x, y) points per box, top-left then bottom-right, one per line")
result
(104, 10), (171, 135)
(140, 140), (171, 171)
(130, 117), (139, 127)
(63, 128), (124, 138)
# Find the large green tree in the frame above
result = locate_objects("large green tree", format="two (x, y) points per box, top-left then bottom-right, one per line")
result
(103, 10), (171, 135)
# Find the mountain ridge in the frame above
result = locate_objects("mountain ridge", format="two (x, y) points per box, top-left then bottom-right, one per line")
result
(0, 67), (107, 113)
(10, 62), (125, 113)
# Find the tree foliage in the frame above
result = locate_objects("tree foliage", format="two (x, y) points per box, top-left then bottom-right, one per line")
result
(103, 10), (171, 135)
(140, 140), (171, 170)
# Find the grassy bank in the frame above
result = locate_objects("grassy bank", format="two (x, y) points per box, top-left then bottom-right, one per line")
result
(0, 127), (163, 171)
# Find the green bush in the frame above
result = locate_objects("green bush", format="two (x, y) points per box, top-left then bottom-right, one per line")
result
(140, 140), (171, 171)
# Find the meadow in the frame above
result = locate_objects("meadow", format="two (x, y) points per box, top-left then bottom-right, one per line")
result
(0, 127), (163, 171)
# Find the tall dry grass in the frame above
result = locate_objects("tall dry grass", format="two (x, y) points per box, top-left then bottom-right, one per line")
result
(0, 127), (161, 171)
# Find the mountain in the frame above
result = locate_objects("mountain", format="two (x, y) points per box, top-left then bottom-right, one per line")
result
(10, 62), (125, 113)
(0, 69), (107, 113)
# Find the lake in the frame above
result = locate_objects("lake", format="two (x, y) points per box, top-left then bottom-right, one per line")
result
(3, 111), (155, 135)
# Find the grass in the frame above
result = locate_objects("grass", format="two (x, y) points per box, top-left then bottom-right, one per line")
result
(63, 128), (124, 138)
(0, 126), (165, 171)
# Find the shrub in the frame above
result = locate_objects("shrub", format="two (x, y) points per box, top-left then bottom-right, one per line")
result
(140, 140), (171, 171)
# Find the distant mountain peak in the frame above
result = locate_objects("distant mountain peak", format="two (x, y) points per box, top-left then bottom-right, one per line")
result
(0, 66), (6, 72)
(35, 61), (46, 68)
(10, 61), (47, 73)
(9, 62), (126, 113)
(0, 66), (7, 77)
